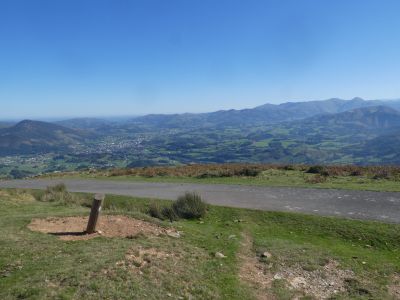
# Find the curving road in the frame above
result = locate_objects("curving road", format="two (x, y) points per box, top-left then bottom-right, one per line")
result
(0, 178), (399, 223)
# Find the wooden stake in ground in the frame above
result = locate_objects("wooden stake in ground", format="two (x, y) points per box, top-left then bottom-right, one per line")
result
(86, 193), (105, 234)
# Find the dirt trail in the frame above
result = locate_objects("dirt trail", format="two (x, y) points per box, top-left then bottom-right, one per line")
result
(238, 232), (275, 300)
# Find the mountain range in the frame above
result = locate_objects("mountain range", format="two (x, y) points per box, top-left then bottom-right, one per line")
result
(117, 97), (400, 130)
(1, 97), (400, 176)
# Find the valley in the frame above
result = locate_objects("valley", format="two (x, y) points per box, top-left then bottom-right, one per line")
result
(1, 98), (400, 179)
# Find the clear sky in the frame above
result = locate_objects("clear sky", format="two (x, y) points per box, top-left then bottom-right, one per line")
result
(1, 0), (400, 118)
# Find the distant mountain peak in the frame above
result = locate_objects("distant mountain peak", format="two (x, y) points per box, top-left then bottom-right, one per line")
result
(351, 97), (365, 102)
(14, 119), (49, 130)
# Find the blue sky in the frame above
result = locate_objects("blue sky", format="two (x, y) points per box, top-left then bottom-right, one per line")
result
(1, 0), (400, 118)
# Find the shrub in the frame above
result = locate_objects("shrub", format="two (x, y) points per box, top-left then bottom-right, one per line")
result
(282, 165), (296, 171)
(172, 192), (207, 219)
(161, 206), (179, 222)
(148, 202), (163, 219)
(350, 170), (363, 176)
(306, 165), (329, 176)
(234, 167), (260, 177)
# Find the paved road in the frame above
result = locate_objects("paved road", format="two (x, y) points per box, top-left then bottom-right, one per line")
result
(1, 179), (399, 223)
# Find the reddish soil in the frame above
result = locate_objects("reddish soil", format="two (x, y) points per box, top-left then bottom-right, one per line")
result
(28, 215), (176, 241)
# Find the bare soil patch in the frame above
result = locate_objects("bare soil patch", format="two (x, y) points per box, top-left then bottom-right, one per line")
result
(275, 259), (355, 299)
(237, 232), (356, 299)
(389, 274), (400, 299)
(28, 215), (177, 241)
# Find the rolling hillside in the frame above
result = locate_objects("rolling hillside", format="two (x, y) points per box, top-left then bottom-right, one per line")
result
(0, 120), (93, 155)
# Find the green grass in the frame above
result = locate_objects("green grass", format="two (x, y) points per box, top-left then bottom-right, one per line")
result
(1, 189), (400, 299)
(53, 168), (400, 192)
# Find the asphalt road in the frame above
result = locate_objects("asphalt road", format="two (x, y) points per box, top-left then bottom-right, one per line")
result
(1, 178), (399, 223)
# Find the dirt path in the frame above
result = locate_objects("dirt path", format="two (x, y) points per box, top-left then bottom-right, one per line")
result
(1, 178), (400, 223)
(238, 232), (275, 300)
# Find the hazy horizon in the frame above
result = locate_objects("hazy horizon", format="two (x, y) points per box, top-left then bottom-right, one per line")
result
(1, 96), (400, 122)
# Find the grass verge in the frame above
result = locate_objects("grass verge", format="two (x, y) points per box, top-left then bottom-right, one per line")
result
(47, 168), (400, 193)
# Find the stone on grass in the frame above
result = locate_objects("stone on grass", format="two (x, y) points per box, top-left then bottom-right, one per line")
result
(261, 251), (272, 259)
(215, 252), (226, 258)
(167, 231), (181, 238)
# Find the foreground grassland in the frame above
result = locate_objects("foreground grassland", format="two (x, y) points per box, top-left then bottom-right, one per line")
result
(1, 188), (400, 299)
(47, 164), (400, 192)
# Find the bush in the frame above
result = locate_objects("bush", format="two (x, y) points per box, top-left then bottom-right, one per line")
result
(172, 192), (207, 219)
(306, 165), (328, 176)
(148, 202), (163, 219)
(282, 165), (296, 171)
(161, 206), (179, 222)
(350, 170), (363, 176)
(234, 168), (260, 177)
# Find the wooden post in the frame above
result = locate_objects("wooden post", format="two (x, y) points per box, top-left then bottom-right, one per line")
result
(86, 193), (105, 234)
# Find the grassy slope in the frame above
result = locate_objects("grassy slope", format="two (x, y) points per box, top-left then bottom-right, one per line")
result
(53, 168), (400, 192)
(1, 189), (400, 299)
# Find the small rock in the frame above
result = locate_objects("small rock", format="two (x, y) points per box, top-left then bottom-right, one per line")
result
(97, 230), (103, 234)
(362, 261), (367, 265)
(215, 252), (226, 258)
(273, 274), (283, 280)
(167, 293), (172, 297)
(167, 231), (180, 238)
(228, 234), (236, 239)
(261, 251), (272, 259)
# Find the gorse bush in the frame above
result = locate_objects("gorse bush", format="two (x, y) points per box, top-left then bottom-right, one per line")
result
(148, 202), (163, 219)
(161, 206), (179, 222)
(306, 165), (327, 175)
(172, 192), (207, 219)
(147, 192), (207, 221)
